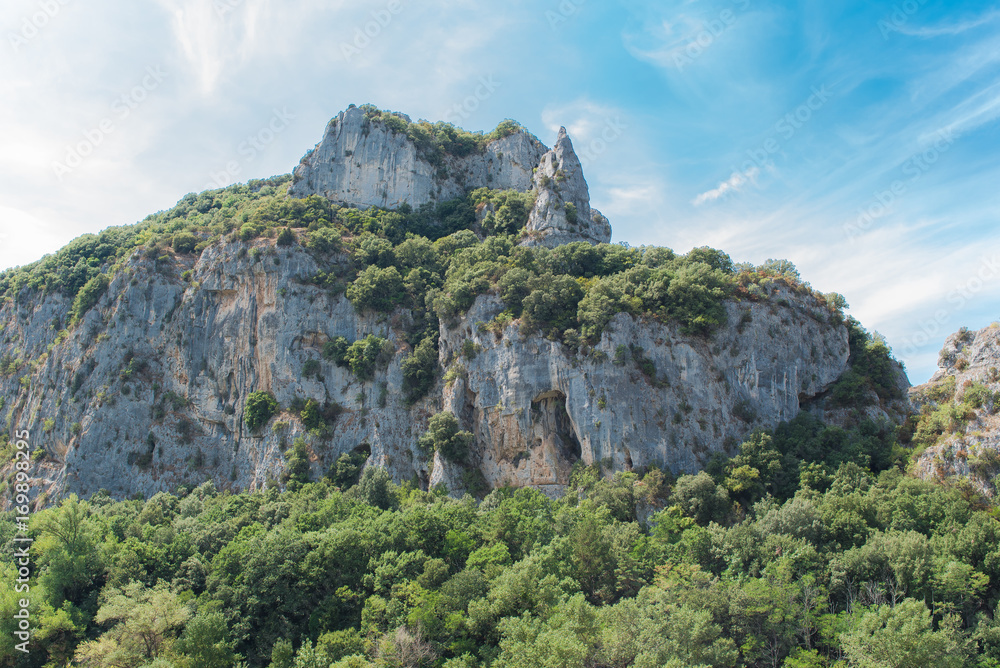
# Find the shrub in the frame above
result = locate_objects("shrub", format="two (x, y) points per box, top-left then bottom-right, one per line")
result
(346, 266), (405, 312)
(244, 391), (278, 431)
(328, 449), (369, 489)
(307, 227), (342, 254)
(69, 273), (110, 323)
(401, 336), (438, 405)
(323, 336), (351, 365)
(302, 359), (321, 379)
(172, 232), (199, 254)
(344, 335), (393, 381)
(282, 437), (311, 490)
(418, 411), (474, 462)
(276, 227), (296, 247)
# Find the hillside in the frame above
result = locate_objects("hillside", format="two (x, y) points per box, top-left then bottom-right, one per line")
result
(6, 106), (1000, 668)
(0, 105), (906, 503)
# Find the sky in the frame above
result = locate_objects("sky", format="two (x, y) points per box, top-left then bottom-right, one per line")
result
(1, 0), (998, 384)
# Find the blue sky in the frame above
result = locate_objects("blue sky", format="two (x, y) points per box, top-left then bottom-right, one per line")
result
(1, 0), (998, 383)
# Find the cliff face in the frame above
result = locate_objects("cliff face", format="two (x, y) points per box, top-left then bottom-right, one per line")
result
(0, 236), (850, 501)
(433, 289), (848, 494)
(289, 106), (546, 210)
(911, 324), (1000, 495)
(0, 107), (881, 504)
(289, 106), (610, 248)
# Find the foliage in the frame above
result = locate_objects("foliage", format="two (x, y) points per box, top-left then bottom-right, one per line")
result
(346, 265), (406, 312)
(401, 336), (439, 405)
(4, 413), (1000, 667)
(244, 391), (279, 432)
(418, 411), (474, 462)
(344, 335), (393, 381)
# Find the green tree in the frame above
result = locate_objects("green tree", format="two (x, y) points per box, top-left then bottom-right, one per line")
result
(419, 411), (474, 462)
(344, 334), (393, 381)
(283, 437), (311, 491)
(244, 391), (278, 431)
(401, 336), (439, 404)
(839, 599), (971, 667)
(173, 611), (238, 668)
(347, 265), (406, 312)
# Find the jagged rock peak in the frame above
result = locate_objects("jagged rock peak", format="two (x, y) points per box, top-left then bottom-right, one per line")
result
(522, 126), (611, 247)
(288, 107), (613, 246)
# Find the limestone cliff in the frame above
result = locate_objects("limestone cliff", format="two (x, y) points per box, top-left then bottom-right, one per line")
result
(911, 324), (1000, 496)
(289, 106), (610, 247)
(0, 107), (887, 505)
(289, 106), (546, 210)
(0, 235), (852, 502)
(522, 128), (611, 248)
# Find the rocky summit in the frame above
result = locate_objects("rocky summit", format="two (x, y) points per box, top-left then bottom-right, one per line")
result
(0, 106), (909, 504)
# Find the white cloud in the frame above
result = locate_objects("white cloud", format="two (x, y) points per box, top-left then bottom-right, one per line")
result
(691, 167), (759, 205)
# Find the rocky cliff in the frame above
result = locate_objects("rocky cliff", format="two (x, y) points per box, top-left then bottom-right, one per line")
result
(0, 238), (854, 502)
(910, 323), (1000, 495)
(289, 105), (610, 247)
(0, 107), (899, 505)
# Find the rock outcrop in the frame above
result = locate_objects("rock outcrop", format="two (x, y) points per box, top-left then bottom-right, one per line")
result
(911, 324), (1000, 495)
(289, 106), (547, 210)
(522, 128), (611, 247)
(289, 107), (612, 247)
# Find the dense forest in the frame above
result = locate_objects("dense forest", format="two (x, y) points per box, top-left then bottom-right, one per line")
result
(2, 177), (996, 667)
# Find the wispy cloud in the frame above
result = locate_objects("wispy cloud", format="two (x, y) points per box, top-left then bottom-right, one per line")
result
(691, 167), (758, 205)
(895, 10), (1000, 38)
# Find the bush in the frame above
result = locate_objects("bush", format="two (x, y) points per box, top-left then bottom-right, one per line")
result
(282, 437), (311, 490)
(302, 359), (321, 379)
(344, 335), (393, 381)
(276, 227), (296, 247)
(172, 232), (199, 254)
(69, 273), (110, 323)
(346, 266), (405, 312)
(323, 337), (351, 365)
(328, 450), (369, 489)
(418, 411), (474, 462)
(401, 336), (438, 405)
(244, 391), (278, 431)
(307, 227), (342, 254)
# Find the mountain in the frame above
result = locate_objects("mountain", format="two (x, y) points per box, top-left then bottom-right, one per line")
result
(0, 105), (908, 503)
